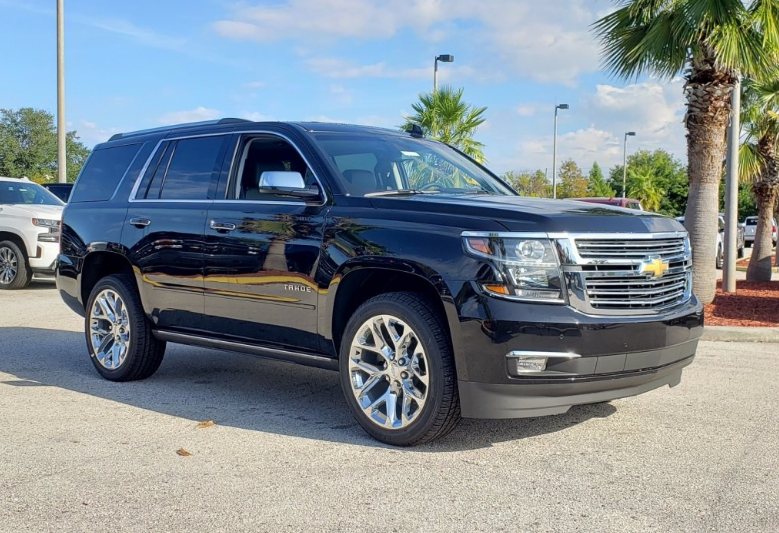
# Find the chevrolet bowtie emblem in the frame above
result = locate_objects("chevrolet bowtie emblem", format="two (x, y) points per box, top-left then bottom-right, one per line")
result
(640, 257), (669, 278)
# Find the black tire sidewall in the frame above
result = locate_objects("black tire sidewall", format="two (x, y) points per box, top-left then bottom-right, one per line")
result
(339, 295), (450, 446)
(85, 275), (144, 381)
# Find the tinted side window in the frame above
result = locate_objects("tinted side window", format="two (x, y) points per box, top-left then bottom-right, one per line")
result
(136, 141), (173, 200)
(159, 136), (227, 200)
(70, 144), (142, 203)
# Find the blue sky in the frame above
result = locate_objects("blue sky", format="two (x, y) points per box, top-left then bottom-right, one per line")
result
(0, 0), (687, 175)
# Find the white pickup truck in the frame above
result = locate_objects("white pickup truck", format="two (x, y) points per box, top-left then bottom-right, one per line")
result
(0, 177), (64, 289)
(676, 215), (745, 269)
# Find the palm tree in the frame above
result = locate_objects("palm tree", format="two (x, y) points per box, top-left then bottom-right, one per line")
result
(593, 0), (779, 304)
(627, 167), (663, 212)
(739, 77), (779, 280)
(404, 86), (487, 163)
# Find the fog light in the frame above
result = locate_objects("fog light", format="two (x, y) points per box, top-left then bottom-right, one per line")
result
(506, 350), (582, 376)
(515, 357), (547, 373)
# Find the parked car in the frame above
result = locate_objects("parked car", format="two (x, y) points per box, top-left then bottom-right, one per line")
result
(57, 120), (703, 446)
(743, 215), (777, 247)
(41, 182), (74, 203)
(571, 197), (644, 210)
(0, 177), (64, 289)
(675, 215), (744, 268)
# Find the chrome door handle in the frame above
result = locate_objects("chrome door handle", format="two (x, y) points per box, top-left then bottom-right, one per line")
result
(210, 221), (236, 233)
(129, 217), (151, 228)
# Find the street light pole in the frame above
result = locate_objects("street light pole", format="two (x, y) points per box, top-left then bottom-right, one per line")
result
(552, 103), (569, 199)
(723, 77), (741, 293)
(57, 0), (66, 184)
(433, 54), (454, 92)
(622, 131), (636, 199)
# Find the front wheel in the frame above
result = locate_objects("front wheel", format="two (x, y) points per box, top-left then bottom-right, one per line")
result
(0, 241), (31, 290)
(85, 273), (166, 381)
(716, 245), (724, 269)
(339, 292), (460, 446)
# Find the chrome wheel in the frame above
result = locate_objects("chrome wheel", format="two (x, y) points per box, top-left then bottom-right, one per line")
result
(89, 289), (131, 370)
(348, 314), (429, 429)
(0, 246), (18, 285)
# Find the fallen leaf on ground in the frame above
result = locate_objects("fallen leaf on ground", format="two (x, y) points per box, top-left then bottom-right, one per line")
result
(176, 448), (192, 456)
(196, 420), (215, 429)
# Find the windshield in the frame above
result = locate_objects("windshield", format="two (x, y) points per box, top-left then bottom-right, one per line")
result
(311, 132), (515, 197)
(0, 181), (64, 206)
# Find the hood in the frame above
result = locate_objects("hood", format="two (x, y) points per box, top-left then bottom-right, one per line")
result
(5, 204), (64, 220)
(368, 194), (683, 234)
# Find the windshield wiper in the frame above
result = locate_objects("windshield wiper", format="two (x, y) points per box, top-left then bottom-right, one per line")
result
(364, 189), (439, 197)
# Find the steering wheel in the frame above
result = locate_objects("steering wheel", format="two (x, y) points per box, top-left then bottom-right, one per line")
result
(418, 181), (444, 191)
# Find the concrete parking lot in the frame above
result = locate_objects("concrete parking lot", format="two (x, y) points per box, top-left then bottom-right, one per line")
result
(1, 282), (778, 532)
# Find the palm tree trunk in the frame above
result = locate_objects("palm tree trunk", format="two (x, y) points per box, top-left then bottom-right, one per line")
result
(747, 183), (778, 281)
(683, 60), (735, 304)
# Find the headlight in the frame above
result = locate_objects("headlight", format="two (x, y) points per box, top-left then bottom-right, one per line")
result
(32, 218), (60, 228)
(463, 232), (565, 303)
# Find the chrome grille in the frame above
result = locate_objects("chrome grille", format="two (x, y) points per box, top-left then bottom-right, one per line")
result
(576, 238), (686, 260)
(569, 235), (692, 313)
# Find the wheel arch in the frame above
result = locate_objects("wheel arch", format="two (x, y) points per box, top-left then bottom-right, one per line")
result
(324, 259), (467, 380)
(79, 250), (136, 307)
(0, 231), (29, 257)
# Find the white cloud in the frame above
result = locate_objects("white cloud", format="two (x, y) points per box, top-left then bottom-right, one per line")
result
(243, 81), (266, 89)
(516, 104), (541, 117)
(74, 120), (121, 147)
(486, 79), (687, 175)
(240, 111), (275, 122)
(329, 84), (353, 105)
(305, 58), (428, 80)
(213, 0), (612, 85)
(157, 107), (221, 124)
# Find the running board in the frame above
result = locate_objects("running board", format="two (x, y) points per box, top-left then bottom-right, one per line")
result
(152, 330), (339, 371)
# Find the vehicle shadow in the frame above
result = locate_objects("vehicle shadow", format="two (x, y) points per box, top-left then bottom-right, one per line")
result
(0, 327), (617, 452)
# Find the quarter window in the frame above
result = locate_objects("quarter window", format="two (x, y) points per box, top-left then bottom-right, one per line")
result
(159, 136), (227, 200)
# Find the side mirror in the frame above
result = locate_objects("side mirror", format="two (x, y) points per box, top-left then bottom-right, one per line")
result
(258, 171), (320, 199)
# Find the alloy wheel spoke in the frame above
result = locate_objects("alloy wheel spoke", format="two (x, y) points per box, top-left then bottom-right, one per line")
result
(349, 313), (430, 431)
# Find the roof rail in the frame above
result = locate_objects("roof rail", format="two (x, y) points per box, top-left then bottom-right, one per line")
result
(107, 118), (251, 142)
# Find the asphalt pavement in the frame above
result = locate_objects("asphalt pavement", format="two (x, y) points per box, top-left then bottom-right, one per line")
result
(1, 282), (778, 532)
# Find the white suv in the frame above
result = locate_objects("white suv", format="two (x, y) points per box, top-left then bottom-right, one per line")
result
(0, 177), (64, 289)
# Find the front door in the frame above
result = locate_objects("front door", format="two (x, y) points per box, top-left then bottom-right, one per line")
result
(203, 133), (328, 352)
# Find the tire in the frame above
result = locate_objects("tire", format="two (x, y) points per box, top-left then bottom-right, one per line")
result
(738, 246), (745, 259)
(0, 240), (32, 290)
(716, 245), (723, 269)
(84, 273), (166, 381)
(339, 292), (460, 446)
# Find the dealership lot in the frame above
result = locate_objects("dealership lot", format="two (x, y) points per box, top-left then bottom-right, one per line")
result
(1, 283), (777, 532)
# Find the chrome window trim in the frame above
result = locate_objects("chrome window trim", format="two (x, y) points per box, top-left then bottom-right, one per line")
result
(127, 130), (329, 206)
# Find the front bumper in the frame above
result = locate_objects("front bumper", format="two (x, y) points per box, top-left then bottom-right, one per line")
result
(29, 241), (59, 275)
(451, 282), (703, 419)
(459, 347), (694, 418)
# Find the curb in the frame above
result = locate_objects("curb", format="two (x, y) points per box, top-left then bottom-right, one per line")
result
(701, 326), (779, 343)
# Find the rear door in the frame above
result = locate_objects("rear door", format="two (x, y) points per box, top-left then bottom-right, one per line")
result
(124, 133), (231, 331)
(202, 132), (328, 351)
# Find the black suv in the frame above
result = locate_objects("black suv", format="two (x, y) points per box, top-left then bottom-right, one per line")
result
(57, 119), (703, 446)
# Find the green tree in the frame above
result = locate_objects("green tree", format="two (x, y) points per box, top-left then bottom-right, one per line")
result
(587, 161), (615, 197)
(556, 159), (589, 199)
(609, 150), (689, 217)
(593, 0), (779, 303)
(503, 169), (550, 197)
(738, 77), (779, 279)
(627, 167), (664, 212)
(403, 86), (487, 163)
(0, 107), (90, 183)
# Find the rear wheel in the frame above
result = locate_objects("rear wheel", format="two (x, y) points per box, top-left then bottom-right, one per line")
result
(85, 273), (166, 381)
(716, 244), (724, 269)
(0, 240), (31, 290)
(339, 292), (460, 446)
